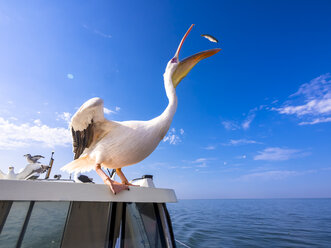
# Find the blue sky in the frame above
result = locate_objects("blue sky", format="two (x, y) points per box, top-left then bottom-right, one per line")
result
(0, 0), (331, 199)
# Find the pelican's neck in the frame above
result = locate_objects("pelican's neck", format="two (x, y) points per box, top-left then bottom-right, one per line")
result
(154, 72), (178, 131)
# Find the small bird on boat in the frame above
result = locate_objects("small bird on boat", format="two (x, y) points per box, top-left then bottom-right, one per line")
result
(24, 154), (44, 164)
(201, 34), (219, 43)
(61, 24), (221, 194)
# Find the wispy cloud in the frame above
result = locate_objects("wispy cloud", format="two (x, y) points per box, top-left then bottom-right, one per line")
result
(67, 73), (74, 79)
(239, 170), (299, 181)
(274, 73), (331, 125)
(83, 24), (112, 39)
(56, 112), (72, 124)
(238, 169), (315, 181)
(0, 117), (71, 150)
(242, 108), (257, 130)
(192, 158), (208, 163)
(254, 147), (308, 161)
(103, 106), (120, 115)
(222, 121), (240, 130)
(33, 119), (42, 126)
(196, 163), (207, 168)
(223, 139), (261, 146)
(104, 107), (115, 115)
(236, 154), (247, 159)
(203, 145), (216, 150)
(188, 157), (215, 168)
(222, 108), (257, 130)
(94, 29), (112, 38)
(299, 117), (331, 125)
(163, 128), (184, 145)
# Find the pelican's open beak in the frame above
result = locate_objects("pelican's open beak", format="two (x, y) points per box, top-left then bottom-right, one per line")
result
(172, 24), (221, 88)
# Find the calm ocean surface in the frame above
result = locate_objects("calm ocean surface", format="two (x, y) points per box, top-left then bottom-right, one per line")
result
(167, 199), (331, 248)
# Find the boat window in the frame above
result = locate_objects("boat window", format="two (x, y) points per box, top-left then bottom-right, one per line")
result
(157, 204), (173, 248)
(0, 201), (30, 248)
(0, 201), (12, 234)
(109, 202), (123, 248)
(20, 201), (70, 248)
(61, 201), (111, 248)
(123, 203), (165, 248)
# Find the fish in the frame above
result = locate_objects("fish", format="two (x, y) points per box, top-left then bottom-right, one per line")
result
(201, 34), (218, 43)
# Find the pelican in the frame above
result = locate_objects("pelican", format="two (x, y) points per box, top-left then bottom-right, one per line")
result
(61, 24), (220, 194)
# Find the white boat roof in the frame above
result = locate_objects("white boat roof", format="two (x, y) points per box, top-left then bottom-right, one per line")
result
(0, 179), (177, 203)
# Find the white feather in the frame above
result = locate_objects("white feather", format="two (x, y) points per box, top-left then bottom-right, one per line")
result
(70, 97), (105, 131)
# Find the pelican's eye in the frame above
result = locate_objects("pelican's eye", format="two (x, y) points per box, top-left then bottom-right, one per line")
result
(171, 57), (178, 63)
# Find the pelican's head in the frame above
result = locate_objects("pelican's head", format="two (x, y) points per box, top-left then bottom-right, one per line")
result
(165, 24), (221, 88)
(23, 154), (30, 157)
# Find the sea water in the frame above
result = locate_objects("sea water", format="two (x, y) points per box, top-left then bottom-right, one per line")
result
(167, 199), (331, 248)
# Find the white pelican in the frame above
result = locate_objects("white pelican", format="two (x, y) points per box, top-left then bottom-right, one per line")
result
(61, 24), (220, 194)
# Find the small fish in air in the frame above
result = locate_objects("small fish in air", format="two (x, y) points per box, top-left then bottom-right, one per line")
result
(201, 34), (218, 43)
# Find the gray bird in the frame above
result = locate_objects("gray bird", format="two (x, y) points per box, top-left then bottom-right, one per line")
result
(24, 154), (44, 164)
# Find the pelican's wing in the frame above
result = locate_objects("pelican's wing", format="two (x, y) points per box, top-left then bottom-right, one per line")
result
(70, 97), (105, 159)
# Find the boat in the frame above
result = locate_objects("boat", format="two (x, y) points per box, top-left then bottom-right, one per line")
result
(0, 175), (177, 248)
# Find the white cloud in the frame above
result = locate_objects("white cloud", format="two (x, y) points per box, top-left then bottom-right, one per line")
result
(83, 24), (112, 39)
(203, 145), (216, 150)
(189, 157), (215, 168)
(224, 139), (260, 146)
(103, 106), (120, 115)
(299, 117), (331, 125)
(104, 107), (115, 115)
(274, 73), (331, 125)
(33, 119), (42, 126)
(275, 98), (331, 116)
(67, 73), (74, 79)
(254, 147), (307, 161)
(196, 162), (207, 168)
(192, 158), (208, 163)
(239, 169), (315, 181)
(93, 29), (112, 39)
(242, 108), (257, 130)
(291, 74), (330, 99)
(0, 117), (71, 150)
(222, 121), (239, 130)
(222, 108), (257, 131)
(239, 170), (298, 181)
(57, 112), (72, 124)
(163, 128), (184, 145)
(179, 128), (184, 135)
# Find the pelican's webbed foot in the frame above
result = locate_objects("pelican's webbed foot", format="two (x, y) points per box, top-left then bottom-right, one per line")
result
(104, 178), (129, 195)
(95, 164), (129, 194)
(116, 168), (140, 187)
